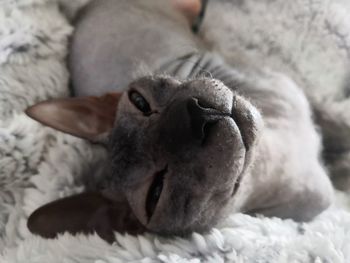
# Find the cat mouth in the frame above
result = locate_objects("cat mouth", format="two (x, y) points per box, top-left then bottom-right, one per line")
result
(229, 95), (263, 196)
(234, 95), (262, 151)
(197, 95), (256, 152)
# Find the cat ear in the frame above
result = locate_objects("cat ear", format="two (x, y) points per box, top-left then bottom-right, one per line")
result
(173, 0), (202, 22)
(25, 93), (122, 141)
(27, 192), (145, 243)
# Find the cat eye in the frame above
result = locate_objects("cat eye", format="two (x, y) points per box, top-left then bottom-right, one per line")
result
(146, 165), (167, 221)
(128, 90), (152, 115)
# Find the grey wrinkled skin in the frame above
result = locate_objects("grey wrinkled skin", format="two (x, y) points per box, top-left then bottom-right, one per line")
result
(70, 0), (333, 235)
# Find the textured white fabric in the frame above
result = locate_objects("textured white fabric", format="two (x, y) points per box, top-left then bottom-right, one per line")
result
(0, 0), (350, 262)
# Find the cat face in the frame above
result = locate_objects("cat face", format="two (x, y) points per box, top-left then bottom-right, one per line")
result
(105, 76), (262, 234)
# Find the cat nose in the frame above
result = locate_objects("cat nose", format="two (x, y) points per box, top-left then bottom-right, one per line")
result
(187, 97), (225, 142)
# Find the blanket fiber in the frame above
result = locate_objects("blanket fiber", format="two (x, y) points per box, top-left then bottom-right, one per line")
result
(1, 0), (350, 262)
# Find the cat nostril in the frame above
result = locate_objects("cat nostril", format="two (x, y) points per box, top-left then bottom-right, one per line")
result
(194, 98), (215, 110)
(187, 97), (222, 143)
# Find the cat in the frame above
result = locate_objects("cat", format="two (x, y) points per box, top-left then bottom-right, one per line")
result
(26, 0), (333, 243)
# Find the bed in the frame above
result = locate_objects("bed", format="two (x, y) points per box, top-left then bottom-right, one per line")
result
(1, 0), (350, 262)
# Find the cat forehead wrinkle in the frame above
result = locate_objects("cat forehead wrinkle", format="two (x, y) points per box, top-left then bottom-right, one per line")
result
(129, 76), (180, 93)
(149, 77), (182, 103)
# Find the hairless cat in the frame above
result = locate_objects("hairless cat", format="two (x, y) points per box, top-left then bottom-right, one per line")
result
(25, 0), (333, 243)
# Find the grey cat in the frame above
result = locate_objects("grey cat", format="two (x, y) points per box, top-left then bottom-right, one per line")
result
(25, 0), (333, 243)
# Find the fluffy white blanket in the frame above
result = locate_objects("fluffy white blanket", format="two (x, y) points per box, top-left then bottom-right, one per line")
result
(1, 0), (350, 262)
